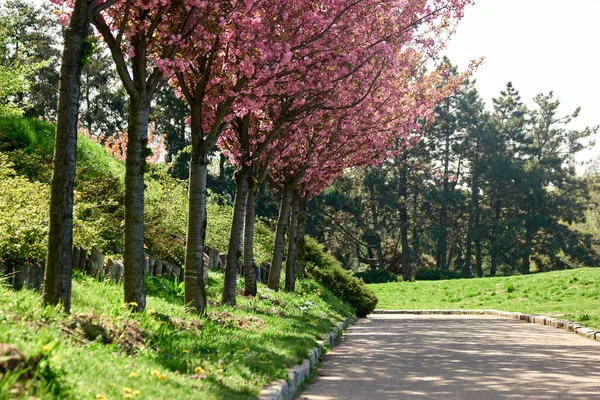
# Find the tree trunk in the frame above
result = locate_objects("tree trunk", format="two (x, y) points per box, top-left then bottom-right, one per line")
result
(399, 156), (411, 281)
(267, 184), (294, 290)
(285, 191), (300, 292)
(411, 187), (421, 270)
(295, 195), (308, 279)
(184, 113), (208, 314)
(243, 182), (258, 296)
(222, 166), (251, 305)
(42, 0), (89, 313)
(437, 130), (450, 271)
(489, 198), (501, 277)
(123, 96), (150, 311)
(522, 221), (534, 274)
(368, 183), (385, 271)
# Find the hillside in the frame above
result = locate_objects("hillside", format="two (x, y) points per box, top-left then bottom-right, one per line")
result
(0, 117), (376, 399)
(370, 268), (600, 330)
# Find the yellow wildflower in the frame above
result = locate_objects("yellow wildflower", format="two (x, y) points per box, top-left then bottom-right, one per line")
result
(128, 372), (138, 378)
(122, 387), (133, 393)
(182, 350), (189, 353)
(158, 374), (167, 381)
(129, 302), (138, 307)
(42, 345), (52, 352)
(194, 366), (205, 374)
(148, 309), (157, 315)
(133, 390), (141, 395)
(243, 347), (249, 351)
(123, 394), (134, 399)
(151, 370), (160, 376)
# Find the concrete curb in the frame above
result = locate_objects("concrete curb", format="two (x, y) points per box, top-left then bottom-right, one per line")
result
(372, 309), (600, 342)
(258, 317), (353, 400)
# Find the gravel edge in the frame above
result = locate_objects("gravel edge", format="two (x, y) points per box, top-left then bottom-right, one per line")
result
(258, 317), (353, 400)
(372, 309), (600, 341)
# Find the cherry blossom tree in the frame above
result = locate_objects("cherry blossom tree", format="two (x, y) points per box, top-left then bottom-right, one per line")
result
(219, 0), (475, 296)
(88, 0), (200, 311)
(43, 0), (118, 313)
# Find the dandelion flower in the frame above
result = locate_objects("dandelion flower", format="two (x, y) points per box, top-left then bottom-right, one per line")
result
(122, 387), (133, 393)
(194, 366), (205, 374)
(182, 350), (189, 353)
(158, 374), (167, 381)
(42, 345), (52, 352)
(133, 390), (141, 395)
(151, 370), (160, 376)
(129, 302), (138, 307)
(148, 309), (157, 315)
(124, 394), (134, 399)
(128, 372), (138, 378)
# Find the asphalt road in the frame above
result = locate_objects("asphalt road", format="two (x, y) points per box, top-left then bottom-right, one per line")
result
(299, 314), (600, 399)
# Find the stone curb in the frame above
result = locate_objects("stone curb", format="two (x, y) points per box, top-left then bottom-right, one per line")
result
(258, 317), (353, 400)
(372, 309), (600, 342)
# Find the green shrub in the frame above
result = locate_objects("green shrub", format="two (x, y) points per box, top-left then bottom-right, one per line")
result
(355, 268), (399, 284)
(414, 268), (464, 281)
(304, 236), (377, 317)
(0, 154), (49, 263)
(0, 117), (55, 155)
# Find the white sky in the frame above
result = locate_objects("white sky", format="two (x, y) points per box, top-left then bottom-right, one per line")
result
(444, 0), (600, 170)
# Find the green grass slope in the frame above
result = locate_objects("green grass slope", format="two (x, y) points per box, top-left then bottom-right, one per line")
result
(0, 271), (353, 399)
(371, 268), (600, 330)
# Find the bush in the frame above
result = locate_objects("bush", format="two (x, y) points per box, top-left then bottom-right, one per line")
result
(355, 268), (399, 284)
(0, 154), (49, 263)
(304, 236), (378, 317)
(414, 268), (464, 281)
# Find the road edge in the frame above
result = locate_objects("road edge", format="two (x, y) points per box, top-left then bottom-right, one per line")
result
(372, 309), (600, 341)
(258, 317), (353, 400)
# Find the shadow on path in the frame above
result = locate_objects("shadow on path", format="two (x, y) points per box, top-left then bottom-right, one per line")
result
(299, 314), (600, 399)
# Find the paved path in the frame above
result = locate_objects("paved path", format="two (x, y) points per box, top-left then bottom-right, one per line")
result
(299, 314), (600, 399)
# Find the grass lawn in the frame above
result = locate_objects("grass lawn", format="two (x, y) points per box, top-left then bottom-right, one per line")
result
(370, 268), (600, 331)
(0, 271), (353, 399)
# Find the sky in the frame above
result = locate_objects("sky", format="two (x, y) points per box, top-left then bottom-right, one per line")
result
(444, 0), (600, 170)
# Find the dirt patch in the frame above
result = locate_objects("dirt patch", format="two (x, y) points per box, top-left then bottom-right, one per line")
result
(209, 311), (265, 331)
(0, 343), (41, 379)
(64, 313), (147, 354)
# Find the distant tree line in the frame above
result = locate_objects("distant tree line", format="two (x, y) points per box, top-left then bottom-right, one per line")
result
(308, 70), (599, 279)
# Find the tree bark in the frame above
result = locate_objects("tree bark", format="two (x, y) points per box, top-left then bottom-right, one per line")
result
(267, 184), (294, 290)
(295, 195), (308, 279)
(411, 186), (421, 270)
(437, 129), (450, 271)
(368, 182), (385, 271)
(42, 0), (90, 313)
(399, 155), (411, 281)
(489, 197), (501, 277)
(522, 221), (534, 274)
(183, 110), (208, 314)
(285, 191), (300, 292)
(222, 166), (251, 305)
(243, 181), (258, 297)
(123, 96), (150, 311)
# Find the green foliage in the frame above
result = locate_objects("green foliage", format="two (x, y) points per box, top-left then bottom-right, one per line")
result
(0, 154), (49, 263)
(304, 236), (378, 317)
(355, 268), (399, 284)
(0, 117), (55, 155)
(414, 268), (464, 281)
(371, 268), (600, 330)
